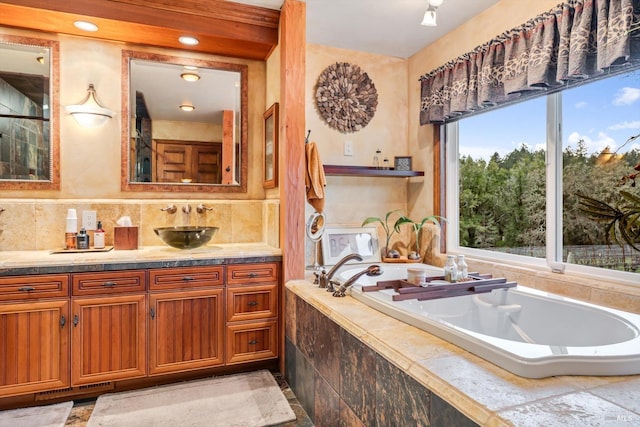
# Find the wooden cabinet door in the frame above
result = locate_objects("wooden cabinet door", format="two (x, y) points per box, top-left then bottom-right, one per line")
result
(71, 294), (146, 386)
(149, 289), (224, 376)
(0, 300), (70, 397)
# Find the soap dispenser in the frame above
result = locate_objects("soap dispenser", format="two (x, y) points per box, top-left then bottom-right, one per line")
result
(94, 221), (105, 249)
(65, 209), (78, 249)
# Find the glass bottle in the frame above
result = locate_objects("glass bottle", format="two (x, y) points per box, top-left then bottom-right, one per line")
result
(456, 255), (468, 280)
(373, 149), (381, 168)
(444, 255), (458, 283)
(382, 157), (390, 170)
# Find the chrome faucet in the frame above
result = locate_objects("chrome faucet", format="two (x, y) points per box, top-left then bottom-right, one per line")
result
(316, 253), (363, 290)
(332, 264), (382, 297)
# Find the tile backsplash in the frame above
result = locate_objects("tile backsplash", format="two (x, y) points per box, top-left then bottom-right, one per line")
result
(0, 199), (279, 251)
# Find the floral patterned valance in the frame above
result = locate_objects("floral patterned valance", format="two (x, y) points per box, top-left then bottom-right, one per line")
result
(419, 0), (640, 125)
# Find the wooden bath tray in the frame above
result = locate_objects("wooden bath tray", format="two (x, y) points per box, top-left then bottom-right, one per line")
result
(51, 246), (114, 254)
(362, 274), (516, 301)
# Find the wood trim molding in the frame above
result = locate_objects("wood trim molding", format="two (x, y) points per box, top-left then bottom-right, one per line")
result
(0, 0), (279, 60)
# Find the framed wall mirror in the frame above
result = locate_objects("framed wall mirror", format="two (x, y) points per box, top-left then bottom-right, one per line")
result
(263, 102), (278, 189)
(0, 35), (59, 190)
(121, 50), (248, 192)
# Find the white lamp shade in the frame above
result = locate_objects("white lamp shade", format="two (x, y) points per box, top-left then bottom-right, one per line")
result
(65, 84), (114, 128)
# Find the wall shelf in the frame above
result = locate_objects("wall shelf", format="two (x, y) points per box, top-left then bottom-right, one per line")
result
(323, 165), (425, 178)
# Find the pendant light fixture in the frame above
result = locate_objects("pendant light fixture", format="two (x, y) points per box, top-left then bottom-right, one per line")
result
(421, 0), (444, 27)
(65, 84), (114, 128)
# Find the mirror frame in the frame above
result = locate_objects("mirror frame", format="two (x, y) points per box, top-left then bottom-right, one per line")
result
(121, 49), (248, 193)
(0, 34), (60, 191)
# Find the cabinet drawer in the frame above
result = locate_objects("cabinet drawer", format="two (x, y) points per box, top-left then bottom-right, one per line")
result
(0, 274), (69, 301)
(226, 320), (278, 365)
(72, 270), (146, 296)
(227, 263), (278, 285)
(226, 284), (277, 322)
(149, 266), (224, 291)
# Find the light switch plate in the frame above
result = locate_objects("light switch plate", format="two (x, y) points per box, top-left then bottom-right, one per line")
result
(344, 140), (353, 156)
(82, 210), (97, 230)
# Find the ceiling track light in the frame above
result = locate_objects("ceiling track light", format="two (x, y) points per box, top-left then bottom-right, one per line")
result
(421, 0), (444, 27)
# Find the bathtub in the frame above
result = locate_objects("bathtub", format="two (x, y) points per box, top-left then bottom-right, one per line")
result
(339, 264), (640, 378)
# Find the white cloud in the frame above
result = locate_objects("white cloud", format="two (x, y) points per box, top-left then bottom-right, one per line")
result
(612, 87), (640, 106)
(608, 120), (640, 130)
(567, 130), (616, 154)
(574, 101), (588, 109)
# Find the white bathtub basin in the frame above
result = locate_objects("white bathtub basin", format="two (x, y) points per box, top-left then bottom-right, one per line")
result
(339, 264), (640, 378)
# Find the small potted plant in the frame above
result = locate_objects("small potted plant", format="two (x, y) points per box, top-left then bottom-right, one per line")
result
(362, 210), (412, 258)
(407, 215), (445, 260)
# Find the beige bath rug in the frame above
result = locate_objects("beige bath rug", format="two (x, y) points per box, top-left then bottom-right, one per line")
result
(0, 401), (73, 427)
(86, 370), (296, 427)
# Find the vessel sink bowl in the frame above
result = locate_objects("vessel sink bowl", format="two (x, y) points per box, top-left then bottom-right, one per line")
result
(153, 226), (218, 249)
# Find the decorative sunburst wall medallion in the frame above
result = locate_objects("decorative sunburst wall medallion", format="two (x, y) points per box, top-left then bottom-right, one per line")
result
(314, 62), (378, 133)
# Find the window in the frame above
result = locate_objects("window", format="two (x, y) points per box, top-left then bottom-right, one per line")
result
(447, 70), (640, 280)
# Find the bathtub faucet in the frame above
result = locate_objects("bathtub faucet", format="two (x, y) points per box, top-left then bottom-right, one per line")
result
(332, 264), (383, 297)
(316, 253), (364, 290)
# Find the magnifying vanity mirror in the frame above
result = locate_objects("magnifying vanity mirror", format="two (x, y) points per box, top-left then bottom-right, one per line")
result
(0, 35), (59, 190)
(121, 50), (248, 193)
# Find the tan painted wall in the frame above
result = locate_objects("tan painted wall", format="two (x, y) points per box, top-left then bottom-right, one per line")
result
(305, 44), (411, 227)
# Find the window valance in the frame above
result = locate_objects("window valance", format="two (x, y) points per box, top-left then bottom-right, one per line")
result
(419, 0), (640, 125)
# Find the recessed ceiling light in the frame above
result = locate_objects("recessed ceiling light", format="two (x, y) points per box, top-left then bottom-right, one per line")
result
(179, 104), (195, 112)
(73, 20), (99, 32)
(180, 68), (200, 82)
(178, 36), (199, 46)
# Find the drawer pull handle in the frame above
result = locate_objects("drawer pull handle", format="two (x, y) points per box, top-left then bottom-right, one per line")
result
(60, 315), (66, 328)
(248, 339), (259, 345)
(18, 286), (35, 292)
(247, 301), (259, 307)
(247, 272), (258, 278)
(182, 276), (194, 282)
(102, 281), (116, 287)
(73, 315), (79, 327)
(150, 307), (155, 320)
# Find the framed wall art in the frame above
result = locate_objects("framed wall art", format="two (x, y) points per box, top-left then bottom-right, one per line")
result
(263, 102), (279, 188)
(320, 226), (381, 265)
(394, 156), (412, 171)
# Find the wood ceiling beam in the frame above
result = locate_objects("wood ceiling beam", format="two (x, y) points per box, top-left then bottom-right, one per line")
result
(0, 0), (280, 60)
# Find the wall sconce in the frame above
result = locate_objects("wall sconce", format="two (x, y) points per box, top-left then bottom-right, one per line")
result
(65, 84), (114, 128)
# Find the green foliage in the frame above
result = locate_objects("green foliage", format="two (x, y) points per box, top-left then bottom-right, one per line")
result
(459, 141), (640, 253)
(362, 210), (412, 252)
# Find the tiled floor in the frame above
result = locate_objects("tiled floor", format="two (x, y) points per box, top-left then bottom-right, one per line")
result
(63, 372), (313, 427)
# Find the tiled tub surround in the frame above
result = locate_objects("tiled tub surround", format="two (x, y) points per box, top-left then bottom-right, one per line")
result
(0, 199), (280, 252)
(285, 279), (640, 427)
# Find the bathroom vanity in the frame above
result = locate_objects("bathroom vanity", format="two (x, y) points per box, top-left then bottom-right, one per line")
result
(0, 245), (281, 408)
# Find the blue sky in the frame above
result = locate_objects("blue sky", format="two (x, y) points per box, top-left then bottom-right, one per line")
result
(460, 69), (640, 160)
